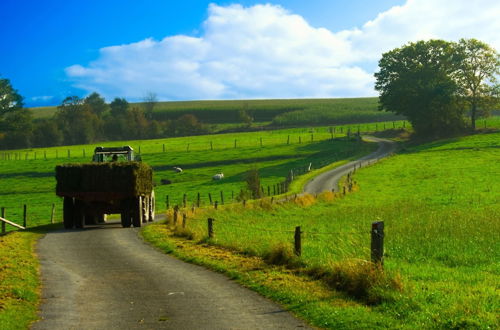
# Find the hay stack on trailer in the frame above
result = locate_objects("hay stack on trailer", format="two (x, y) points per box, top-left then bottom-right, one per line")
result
(56, 162), (153, 199)
(55, 161), (154, 229)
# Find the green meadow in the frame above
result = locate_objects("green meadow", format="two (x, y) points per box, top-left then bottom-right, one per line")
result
(0, 122), (397, 230)
(30, 97), (402, 126)
(143, 128), (500, 328)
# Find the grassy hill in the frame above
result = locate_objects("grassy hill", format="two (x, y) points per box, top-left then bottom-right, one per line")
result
(29, 97), (402, 127)
(143, 129), (500, 329)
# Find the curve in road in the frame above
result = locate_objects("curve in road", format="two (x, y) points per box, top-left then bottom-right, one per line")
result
(303, 136), (396, 194)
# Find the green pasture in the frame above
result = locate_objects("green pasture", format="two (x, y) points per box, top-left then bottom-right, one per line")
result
(149, 129), (500, 328)
(30, 97), (402, 126)
(0, 122), (395, 230)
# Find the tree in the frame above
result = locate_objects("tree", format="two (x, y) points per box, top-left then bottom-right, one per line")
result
(110, 97), (129, 117)
(455, 39), (500, 130)
(375, 40), (466, 136)
(84, 92), (108, 117)
(239, 102), (253, 127)
(245, 167), (262, 199)
(142, 92), (158, 120)
(0, 76), (23, 118)
(57, 96), (100, 145)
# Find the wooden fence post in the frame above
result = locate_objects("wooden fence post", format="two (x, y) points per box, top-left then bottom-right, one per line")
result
(24, 204), (28, 227)
(173, 206), (179, 225)
(214, 201), (218, 210)
(83, 149), (86, 158)
(67, 149), (70, 158)
(371, 221), (384, 265)
(210, 141), (213, 150)
(294, 226), (301, 256)
(163, 144), (166, 152)
(287, 135), (290, 144)
(183, 194), (187, 208)
(234, 139), (237, 148)
(186, 144), (190, 152)
(208, 193), (213, 205)
(267, 186), (270, 196)
(299, 136), (302, 144)
(1, 207), (6, 234)
(166, 195), (169, 209)
(197, 192), (201, 207)
(208, 218), (214, 238)
(220, 191), (224, 205)
(182, 214), (187, 228)
(51, 203), (56, 224)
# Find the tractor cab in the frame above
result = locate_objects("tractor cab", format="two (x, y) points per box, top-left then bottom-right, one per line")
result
(92, 146), (141, 162)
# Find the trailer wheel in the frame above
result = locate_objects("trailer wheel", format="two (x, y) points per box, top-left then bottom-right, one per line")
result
(148, 190), (155, 222)
(142, 196), (150, 223)
(63, 197), (74, 229)
(132, 197), (143, 228)
(121, 211), (131, 228)
(74, 200), (85, 229)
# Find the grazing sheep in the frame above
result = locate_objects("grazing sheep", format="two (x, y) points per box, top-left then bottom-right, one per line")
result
(173, 167), (183, 173)
(212, 173), (224, 180)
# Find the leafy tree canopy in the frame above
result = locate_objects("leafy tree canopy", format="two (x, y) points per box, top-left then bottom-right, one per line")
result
(0, 77), (23, 117)
(375, 39), (499, 136)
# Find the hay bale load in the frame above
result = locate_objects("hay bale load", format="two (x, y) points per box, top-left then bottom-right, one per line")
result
(56, 146), (155, 230)
(56, 162), (153, 200)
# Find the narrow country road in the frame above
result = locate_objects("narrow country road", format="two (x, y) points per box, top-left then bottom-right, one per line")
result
(303, 136), (396, 194)
(32, 136), (394, 330)
(32, 221), (310, 329)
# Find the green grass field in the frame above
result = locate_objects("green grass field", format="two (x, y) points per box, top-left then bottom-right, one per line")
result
(30, 97), (403, 127)
(144, 129), (500, 328)
(0, 122), (396, 230)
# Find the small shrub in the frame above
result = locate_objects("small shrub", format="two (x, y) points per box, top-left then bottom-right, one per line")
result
(308, 260), (403, 305)
(317, 191), (335, 201)
(293, 193), (316, 207)
(172, 226), (196, 240)
(263, 243), (302, 267)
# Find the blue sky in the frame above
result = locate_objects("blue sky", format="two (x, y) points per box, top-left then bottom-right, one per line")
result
(1, 0), (498, 107)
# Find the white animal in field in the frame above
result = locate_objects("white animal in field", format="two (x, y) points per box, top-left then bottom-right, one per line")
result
(212, 173), (224, 180)
(173, 167), (183, 173)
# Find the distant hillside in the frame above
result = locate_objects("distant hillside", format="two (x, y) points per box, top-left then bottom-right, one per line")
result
(29, 97), (402, 125)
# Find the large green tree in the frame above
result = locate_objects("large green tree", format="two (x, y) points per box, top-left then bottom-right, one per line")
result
(84, 92), (108, 117)
(375, 40), (466, 136)
(455, 38), (500, 129)
(0, 77), (23, 118)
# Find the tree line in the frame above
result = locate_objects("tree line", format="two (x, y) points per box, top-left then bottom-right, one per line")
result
(0, 87), (208, 150)
(375, 38), (499, 137)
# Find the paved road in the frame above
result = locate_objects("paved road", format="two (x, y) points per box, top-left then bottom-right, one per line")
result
(303, 137), (396, 194)
(33, 221), (310, 329)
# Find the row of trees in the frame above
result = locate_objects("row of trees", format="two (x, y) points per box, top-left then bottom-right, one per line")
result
(375, 38), (499, 136)
(0, 85), (208, 149)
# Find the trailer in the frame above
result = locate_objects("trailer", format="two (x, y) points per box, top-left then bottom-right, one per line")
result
(56, 146), (155, 228)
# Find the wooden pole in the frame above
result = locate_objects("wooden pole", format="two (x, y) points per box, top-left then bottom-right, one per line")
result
(299, 136), (301, 144)
(287, 135), (290, 144)
(208, 193), (213, 205)
(67, 149), (70, 158)
(371, 221), (384, 265)
(214, 201), (218, 210)
(182, 214), (187, 228)
(208, 218), (214, 238)
(163, 144), (166, 152)
(234, 139), (237, 148)
(183, 194), (187, 208)
(197, 192), (201, 207)
(210, 141), (213, 150)
(220, 191), (224, 205)
(51, 203), (55, 224)
(1, 207), (5, 234)
(23, 205), (28, 227)
(166, 195), (169, 209)
(294, 226), (301, 256)
(173, 206), (179, 225)
(267, 186), (270, 196)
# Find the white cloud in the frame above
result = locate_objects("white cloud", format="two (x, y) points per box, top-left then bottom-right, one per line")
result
(30, 95), (54, 101)
(66, 1), (500, 101)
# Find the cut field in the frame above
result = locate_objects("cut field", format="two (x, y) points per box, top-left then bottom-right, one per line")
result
(144, 129), (500, 329)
